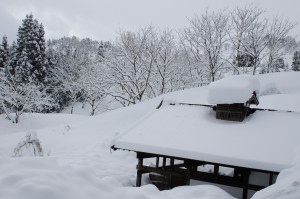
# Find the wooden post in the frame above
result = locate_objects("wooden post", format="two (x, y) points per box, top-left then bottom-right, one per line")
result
(136, 156), (143, 187)
(242, 170), (250, 199)
(170, 158), (174, 167)
(214, 165), (219, 178)
(186, 167), (191, 185)
(156, 157), (159, 168)
(269, 173), (273, 185)
(168, 158), (174, 188)
(163, 157), (166, 168)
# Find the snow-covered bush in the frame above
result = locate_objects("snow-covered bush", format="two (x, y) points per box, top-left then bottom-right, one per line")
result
(12, 131), (43, 157)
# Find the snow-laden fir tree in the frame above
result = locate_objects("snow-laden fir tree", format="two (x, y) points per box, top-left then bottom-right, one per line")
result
(0, 36), (9, 72)
(6, 41), (18, 76)
(291, 51), (300, 71)
(16, 14), (47, 85)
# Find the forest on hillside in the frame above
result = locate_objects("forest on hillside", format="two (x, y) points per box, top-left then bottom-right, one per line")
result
(1, 5), (300, 123)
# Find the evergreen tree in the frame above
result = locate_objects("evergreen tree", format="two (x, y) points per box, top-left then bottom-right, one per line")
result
(16, 14), (47, 85)
(16, 47), (32, 83)
(6, 41), (18, 76)
(236, 53), (255, 68)
(98, 41), (105, 59)
(0, 36), (9, 72)
(291, 51), (300, 71)
(272, 58), (285, 72)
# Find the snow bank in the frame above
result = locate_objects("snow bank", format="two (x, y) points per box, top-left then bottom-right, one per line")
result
(208, 75), (260, 104)
(256, 72), (300, 111)
(258, 72), (300, 95)
(252, 164), (300, 199)
(0, 156), (235, 199)
(123, 184), (235, 199)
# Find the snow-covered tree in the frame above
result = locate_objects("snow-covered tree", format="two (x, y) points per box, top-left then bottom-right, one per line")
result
(16, 14), (47, 85)
(263, 17), (296, 73)
(46, 36), (107, 112)
(106, 27), (155, 106)
(240, 18), (269, 75)
(183, 10), (229, 82)
(228, 5), (264, 74)
(5, 41), (18, 76)
(178, 32), (207, 86)
(291, 51), (300, 71)
(0, 73), (55, 123)
(0, 36), (9, 72)
(78, 62), (107, 116)
(150, 29), (180, 95)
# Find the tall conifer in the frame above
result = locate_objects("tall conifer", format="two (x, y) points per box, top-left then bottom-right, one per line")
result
(0, 36), (9, 72)
(291, 51), (300, 71)
(16, 14), (47, 85)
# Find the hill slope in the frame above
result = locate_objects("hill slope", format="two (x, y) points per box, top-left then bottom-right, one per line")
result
(0, 72), (300, 199)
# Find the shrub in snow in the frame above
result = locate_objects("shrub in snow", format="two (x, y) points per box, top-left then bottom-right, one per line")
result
(12, 131), (43, 157)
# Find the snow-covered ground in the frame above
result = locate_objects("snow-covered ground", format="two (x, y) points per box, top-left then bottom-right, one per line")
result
(0, 72), (300, 199)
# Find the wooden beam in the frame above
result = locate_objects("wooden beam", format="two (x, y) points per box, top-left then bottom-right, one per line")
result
(133, 151), (279, 175)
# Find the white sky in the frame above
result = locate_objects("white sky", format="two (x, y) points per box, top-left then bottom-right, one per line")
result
(0, 0), (300, 43)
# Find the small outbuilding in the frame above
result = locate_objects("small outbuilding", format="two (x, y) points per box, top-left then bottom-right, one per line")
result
(111, 75), (300, 199)
(208, 75), (260, 122)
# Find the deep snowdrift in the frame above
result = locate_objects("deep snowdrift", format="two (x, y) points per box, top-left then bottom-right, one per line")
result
(0, 71), (300, 199)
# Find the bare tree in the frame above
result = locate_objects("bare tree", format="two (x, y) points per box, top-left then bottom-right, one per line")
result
(149, 29), (180, 95)
(178, 31), (206, 87)
(263, 17), (296, 73)
(106, 27), (155, 106)
(240, 17), (269, 75)
(183, 10), (229, 82)
(228, 5), (264, 74)
(77, 62), (107, 116)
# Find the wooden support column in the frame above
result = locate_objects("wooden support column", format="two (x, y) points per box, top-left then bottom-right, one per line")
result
(214, 165), (219, 178)
(186, 167), (191, 185)
(136, 156), (143, 187)
(170, 158), (174, 167)
(167, 158), (175, 188)
(162, 157), (167, 168)
(156, 157), (159, 168)
(242, 170), (250, 199)
(269, 173), (273, 185)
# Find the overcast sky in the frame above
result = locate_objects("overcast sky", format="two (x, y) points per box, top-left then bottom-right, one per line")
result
(0, 0), (300, 43)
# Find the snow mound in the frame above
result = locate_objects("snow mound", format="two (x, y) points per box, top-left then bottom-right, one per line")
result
(252, 164), (300, 199)
(208, 75), (260, 104)
(258, 72), (300, 95)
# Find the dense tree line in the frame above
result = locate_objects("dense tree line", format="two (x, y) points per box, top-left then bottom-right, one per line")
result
(0, 6), (299, 123)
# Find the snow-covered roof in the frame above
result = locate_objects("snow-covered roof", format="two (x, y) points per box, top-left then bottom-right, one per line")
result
(208, 75), (260, 104)
(113, 72), (300, 173)
(113, 104), (300, 172)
